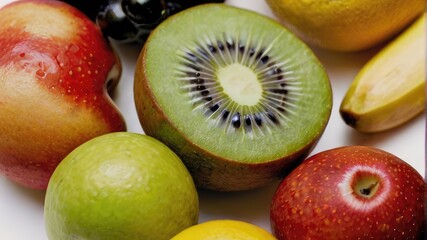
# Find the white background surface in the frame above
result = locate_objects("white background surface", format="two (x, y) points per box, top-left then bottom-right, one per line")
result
(0, 0), (425, 239)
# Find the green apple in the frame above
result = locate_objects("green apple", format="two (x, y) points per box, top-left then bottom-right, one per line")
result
(0, 0), (126, 190)
(44, 132), (199, 240)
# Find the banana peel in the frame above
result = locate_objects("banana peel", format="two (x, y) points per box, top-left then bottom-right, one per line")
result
(340, 13), (426, 133)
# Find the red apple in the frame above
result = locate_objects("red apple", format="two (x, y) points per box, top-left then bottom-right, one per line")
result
(0, 0), (126, 189)
(270, 146), (425, 240)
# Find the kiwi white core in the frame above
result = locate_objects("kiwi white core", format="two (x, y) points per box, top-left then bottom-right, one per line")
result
(140, 4), (333, 162)
(217, 63), (262, 106)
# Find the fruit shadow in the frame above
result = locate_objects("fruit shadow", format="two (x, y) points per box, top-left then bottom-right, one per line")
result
(2, 178), (46, 205)
(341, 113), (425, 147)
(108, 40), (144, 100)
(197, 180), (281, 225)
(311, 43), (385, 79)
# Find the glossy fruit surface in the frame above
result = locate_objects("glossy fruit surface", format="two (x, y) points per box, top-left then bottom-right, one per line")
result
(171, 220), (277, 240)
(265, 0), (425, 51)
(62, 0), (226, 43)
(270, 146), (425, 240)
(340, 14), (426, 133)
(0, 0), (125, 189)
(61, 0), (106, 20)
(45, 132), (199, 240)
(134, 4), (332, 191)
(96, 0), (167, 43)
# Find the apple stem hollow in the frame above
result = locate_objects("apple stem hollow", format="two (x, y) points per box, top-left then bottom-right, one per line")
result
(359, 181), (379, 196)
(353, 175), (380, 198)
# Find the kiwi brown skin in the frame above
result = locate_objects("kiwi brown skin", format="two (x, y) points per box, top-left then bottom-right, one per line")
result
(134, 3), (333, 191)
(134, 45), (324, 191)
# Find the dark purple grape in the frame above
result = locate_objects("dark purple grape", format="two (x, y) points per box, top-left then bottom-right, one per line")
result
(67, 0), (226, 44)
(122, 0), (167, 27)
(168, 0), (225, 9)
(96, 0), (168, 43)
(165, 0), (225, 15)
(61, 0), (108, 21)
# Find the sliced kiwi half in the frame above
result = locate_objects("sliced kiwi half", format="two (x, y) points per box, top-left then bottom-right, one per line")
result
(134, 4), (332, 191)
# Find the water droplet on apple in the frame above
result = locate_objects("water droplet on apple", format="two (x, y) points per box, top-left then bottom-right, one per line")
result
(67, 44), (80, 54)
(56, 54), (67, 67)
(36, 69), (46, 78)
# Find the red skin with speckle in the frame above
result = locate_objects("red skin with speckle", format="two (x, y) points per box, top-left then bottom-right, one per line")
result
(270, 146), (425, 240)
(0, 0), (126, 189)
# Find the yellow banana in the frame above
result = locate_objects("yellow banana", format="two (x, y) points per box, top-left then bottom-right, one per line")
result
(339, 13), (426, 133)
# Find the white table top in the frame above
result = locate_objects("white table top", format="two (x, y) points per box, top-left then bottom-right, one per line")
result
(0, 0), (424, 239)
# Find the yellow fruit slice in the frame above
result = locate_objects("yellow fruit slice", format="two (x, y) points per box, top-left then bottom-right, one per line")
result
(170, 220), (277, 240)
(339, 14), (426, 133)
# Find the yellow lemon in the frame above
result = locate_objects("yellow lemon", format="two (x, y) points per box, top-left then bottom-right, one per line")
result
(265, 0), (425, 51)
(171, 220), (277, 240)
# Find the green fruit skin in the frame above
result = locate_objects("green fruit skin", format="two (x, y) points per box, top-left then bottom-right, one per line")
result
(134, 47), (326, 192)
(44, 132), (199, 240)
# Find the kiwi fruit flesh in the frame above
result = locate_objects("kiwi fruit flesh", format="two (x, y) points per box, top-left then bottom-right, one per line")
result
(134, 4), (332, 191)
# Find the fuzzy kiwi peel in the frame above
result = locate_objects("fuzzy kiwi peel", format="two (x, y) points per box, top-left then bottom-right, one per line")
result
(134, 4), (332, 191)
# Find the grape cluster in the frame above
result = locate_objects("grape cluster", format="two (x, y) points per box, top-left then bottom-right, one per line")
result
(63, 0), (225, 43)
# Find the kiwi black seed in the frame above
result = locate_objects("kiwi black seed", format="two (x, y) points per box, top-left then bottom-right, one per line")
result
(134, 4), (332, 191)
(177, 36), (298, 135)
